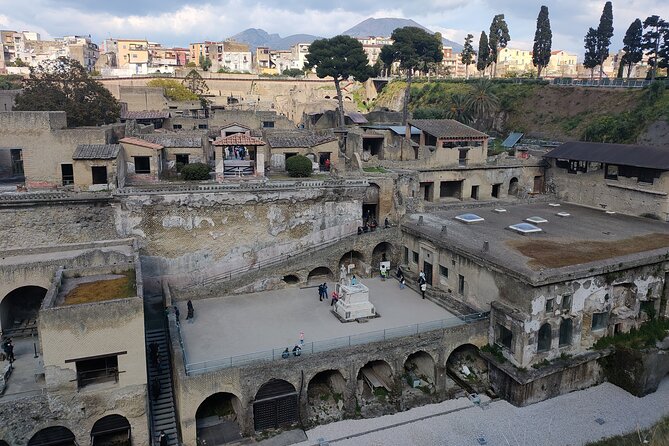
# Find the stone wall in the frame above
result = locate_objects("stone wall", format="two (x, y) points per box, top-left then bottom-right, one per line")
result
(600, 347), (669, 396)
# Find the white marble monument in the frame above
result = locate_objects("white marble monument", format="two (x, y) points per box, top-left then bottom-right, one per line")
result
(334, 281), (376, 321)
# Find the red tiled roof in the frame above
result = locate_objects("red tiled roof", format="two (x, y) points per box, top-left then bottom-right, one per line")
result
(119, 137), (164, 150)
(213, 134), (265, 146)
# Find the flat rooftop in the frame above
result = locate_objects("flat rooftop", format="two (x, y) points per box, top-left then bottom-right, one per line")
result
(179, 277), (456, 366)
(403, 202), (669, 285)
(55, 271), (136, 306)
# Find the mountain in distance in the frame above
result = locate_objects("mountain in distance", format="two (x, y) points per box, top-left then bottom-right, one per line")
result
(341, 17), (463, 51)
(228, 28), (321, 51)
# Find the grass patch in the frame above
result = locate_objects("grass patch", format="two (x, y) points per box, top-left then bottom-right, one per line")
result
(586, 416), (669, 445)
(63, 271), (136, 305)
(508, 233), (669, 269)
(373, 387), (389, 399)
(481, 344), (506, 363)
(362, 166), (387, 173)
(593, 318), (669, 350)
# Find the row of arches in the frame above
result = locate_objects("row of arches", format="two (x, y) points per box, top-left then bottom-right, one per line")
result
(194, 345), (482, 442)
(7, 414), (132, 446)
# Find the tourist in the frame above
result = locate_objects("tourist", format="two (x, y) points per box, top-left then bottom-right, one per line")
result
(400, 275), (406, 290)
(419, 270), (426, 283)
(421, 282), (427, 299)
(322, 283), (328, 302)
(292, 345), (302, 357)
(186, 300), (194, 321)
(173, 305), (180, 323)
(384, 217), (390, 228)
(2, 338), (14, 363)
(281, 348), (290, 359)
(152, 377), (161, 402)
(330, 290), (339, 306)
(156, 352), (162, 372)
(396, 265), (403, 278)
(149, 341), (158, 368)
(318, 283), (324, 301)
(351, 275), (357, 285)
(324, 158), (331, 171)
(158, 431), (168, 446)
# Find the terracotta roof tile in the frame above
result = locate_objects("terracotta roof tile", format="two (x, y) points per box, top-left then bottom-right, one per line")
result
(213, 134), (265, 146)
(409, 119), (488, 140)
(119, 137), (164, 150)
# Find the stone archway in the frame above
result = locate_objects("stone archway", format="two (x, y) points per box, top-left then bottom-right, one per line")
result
(307, 267), (334, 286)
(339, 251), (366, 277)
(445, 344), (489, 395)
(253, 379), (298, 432)
(91, 414), (131, 446)
(371, 242), (395, 271)
(403, 351), (435, 391)
(508, 177), (519, 196)
(0, 285), (48, 335)
(28, 426), (76, 446)
(307, 369), (347, 425)
(356, 360), (394, 417)
(196, 392), (244, 445)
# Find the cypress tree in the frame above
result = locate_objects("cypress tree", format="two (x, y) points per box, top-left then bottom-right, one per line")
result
(532, 6), (553, 78)
(584, 27), (599, 80)
(642, 15), (668, 81)
(621, 19), (643, 79)
(461, 34), (476, 79)
(476, 31), (490, 75)
(488, 14), (510, 77)
(596, 1), (614, 81)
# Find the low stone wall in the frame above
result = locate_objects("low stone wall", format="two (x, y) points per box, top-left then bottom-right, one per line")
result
(599, 347), (669, 396)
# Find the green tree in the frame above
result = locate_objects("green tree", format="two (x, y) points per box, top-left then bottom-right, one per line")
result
(180, 162), (211, 181)
(379, 45), (395, 77)
(147, 78), (199, 101)
(584, 27), (599, 80)
(621, 19), (644, 79)
(642, 15), (668, 81)
(199, 55), (212, 71)
(282, 68), (304, 77)
(445, 93), (473, 124)
(532, 6), (552, 78)
(380, 26), (443, 125)
(183, 69), (209, 96)
(0, 74), (23, 90)
(467, 79), (499, 130)
(476, 31), (490, 75)
(461, 34), (476, 79)
(595, 1), (614, 81)
(488, 14), (511, 77)
(285, 154), (313, 177)
(13, 57), (120, 127)
(304, 35), (374, 128)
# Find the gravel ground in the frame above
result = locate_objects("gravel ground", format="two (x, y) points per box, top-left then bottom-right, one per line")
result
(296, 376), (669, 446)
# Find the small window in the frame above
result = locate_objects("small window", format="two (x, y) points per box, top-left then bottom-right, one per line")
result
(605, 164), (618, 180)
(412, 251), (419, 264)
(545, 298), (554, 312)
(91, 166), (108, 185)
(458, 274), (465, 294)
(198, 124), (208, 129)
(172, 124), (183, 130)
(561, 295), (572, 311)
(439, 265), (449, 278)
(134, 156), (151, 174)
(61, 164), (74, 186)
(559, 319), (573, 346)
(262, 121), (275, 128)
(176, 154), (189, 165)
(497, 324), (513, 350)
(537, 323), (552, 352)
(404, 247), (409, 264)
(75, 354), (119, 388)
(592, 312), (608, 330)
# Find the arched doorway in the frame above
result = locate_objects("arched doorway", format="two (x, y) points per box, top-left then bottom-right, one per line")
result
(446, 344), (488, 394)
(356, 360), (394, 416)
(282, 274), (300, 285)
(91, 414), (131, 446)
(307, 370), (346, 424)
(253, 379), (298, 431)
(307, 267), (334, 286)
(537, 323), (552, 352)
(339, 251), (366, 276)
(403, 351), (435, 392)
(371, 242), (394, 271)
(559, 319), (573, 347)
(0, 286), (48, 335)
(196, 392), (243, 445)
(508, 177), (519, 196)
(28, 426), (76, 446)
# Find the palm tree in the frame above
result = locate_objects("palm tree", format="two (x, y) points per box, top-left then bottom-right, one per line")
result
(445, 93), (473, 124)
(466, 79), (499, 130)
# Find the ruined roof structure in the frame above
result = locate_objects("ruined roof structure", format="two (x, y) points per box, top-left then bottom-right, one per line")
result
(402, 202), (669, 286)
(119, 136), (164, 150)
(545, 141), (669, 170)
(212, 134), (265, 146)
(72, 144), (121, 159)
(265, 131), (337, 148)
(409, 119), (489, 141)
(120, 110), (171, 120)
(138, 133), (203, 148)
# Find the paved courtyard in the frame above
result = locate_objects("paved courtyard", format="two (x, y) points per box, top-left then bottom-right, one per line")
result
(179, 277), (456, 365)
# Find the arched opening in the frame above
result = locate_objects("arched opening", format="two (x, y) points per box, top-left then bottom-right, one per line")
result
(0, 441), (10, 446)
(446, 344), (489, 394)
(508, 177), (519, 196)
(362, 183), (380, 224)
(282, 274), (299, 285)
(0, 286), (48, 335)
(307, 370), (346, 424)
(324, 95), (331, 99)
(196, 392), (243, 445)
(356, 360), (393, 415)
(91, 414), (131, 446)
(403, 351), (435, 394)
(537, 323), (552, 352)
(559, 319), (573, 347)
(371, 242), (394, 271)
(28, 426), (76, 446)
(339, 251), (366, 276)
(307, 267), (334, 285)
(253, 379), (298, 431)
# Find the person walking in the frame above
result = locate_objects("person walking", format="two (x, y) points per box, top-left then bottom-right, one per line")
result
(152, 377), (161, 402)
(173, 305), (180, 323)
(158, 431), (168, 446)
(322, 283), (328, 303)
(420, 282), (427, 299)
(318, 283), (324, 301)
(419, 270), (426, 283)
(149, 341), (158, 368)
(3, 338), (14, 363)
(399, 275), (406, 290)
(186, 300), (194, 321)
(351, 275), (357, 285)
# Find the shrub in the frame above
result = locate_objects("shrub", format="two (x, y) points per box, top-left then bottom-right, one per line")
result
(180, 163), (211, 181)
(285, 155), (313, 177)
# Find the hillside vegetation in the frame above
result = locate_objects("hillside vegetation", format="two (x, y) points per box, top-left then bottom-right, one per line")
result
(374, 79), (669, 143)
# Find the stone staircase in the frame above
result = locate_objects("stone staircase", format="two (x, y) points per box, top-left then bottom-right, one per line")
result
(146, 328), (179, 446)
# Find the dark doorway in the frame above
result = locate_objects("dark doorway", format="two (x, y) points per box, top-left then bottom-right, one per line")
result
(196, 393), (243, 445)
(253, 379), (298, 431)
(471, 185), (479, 200)
(423, 261), (433, 285)
(134, 156), (151, 174)
(92, 166), (108, 185)
(440, 181), (462, 199)
(508, 177), (519, 196)
(537, 323), (552, 352)
(91, 414), (131, 446)
(28, 426), (76, 446)
(559, 319), (573, 346)
(362, 204), (378, 224)
(0, 286), (48, 336)
(61, 164), (74, 186)
(319, 152), (331, 171)
(363, 136), (383, 158)
(420, 182), (433, 201)
(492, 183), (501, 198)
(11, 149), (23, 176)
(458, 149), (468, 166)
(533, 175), (544, 193)
(176, 154), (190, 165)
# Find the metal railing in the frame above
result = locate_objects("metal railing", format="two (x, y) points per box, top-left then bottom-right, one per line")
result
(184, 312), (489, 375)
(551, 78), (665, 89)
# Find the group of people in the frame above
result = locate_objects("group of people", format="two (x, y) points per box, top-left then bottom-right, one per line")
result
(2, 337), (15, 363)
(358, 216), (391, 234)
(149, 341), (162, 372)
(318, 282), (341, 307)
(395, 266), (424, 296)
(226, 145), (247, 160)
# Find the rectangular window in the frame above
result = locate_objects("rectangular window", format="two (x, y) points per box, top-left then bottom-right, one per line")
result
(605, 164), (618, 180)
(74, 354), (119, 388)
(497, 324), (513, 350)
(134, 156), (151, 174)
(545, 298), (554, 312)
(61, 164), (74, 186)
(172, 124), (182, 129)
(458, 274), (465, 294)
(262, 121), (275, 128)
(176, 154), (189, 165)
(439, 265), (449, 278)
(561, 295), (572, 311)
(198, 124), (208, 129)
(91, 166), (108, 185)
(412, 251), (419, 264)
(404, 247), (409, 264)
(592, 312), (609, 330)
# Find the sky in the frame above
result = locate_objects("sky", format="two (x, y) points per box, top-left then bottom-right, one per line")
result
(1, 0), (668, 57)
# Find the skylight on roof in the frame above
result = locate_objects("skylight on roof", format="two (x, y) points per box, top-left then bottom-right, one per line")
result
(557, 212), (571, 217)
(455, 213), (485, 223)
(549, 203), (561, 207)
(605, 211), (616, 215)
(509, 223), (543, 234)
(493, 208), (507, 213)
(525, 216), (548, 224)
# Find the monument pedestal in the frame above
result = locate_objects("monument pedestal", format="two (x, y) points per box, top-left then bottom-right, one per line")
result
(334, 282), (376, 321)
